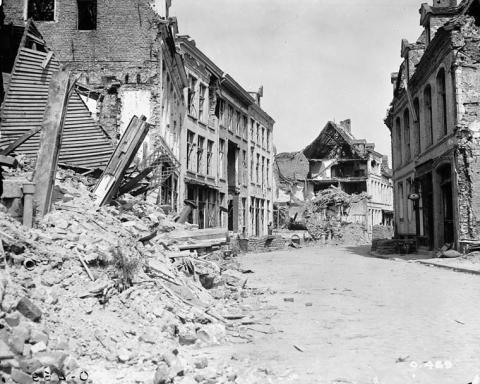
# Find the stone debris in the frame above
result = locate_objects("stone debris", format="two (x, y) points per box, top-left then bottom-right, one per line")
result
(0, 169), (281, 383)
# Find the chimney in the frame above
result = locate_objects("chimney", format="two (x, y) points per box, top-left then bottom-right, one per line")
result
(382, 155), (389, 168)
(340, 119), (351, 133)
(432, 0), (457, 7)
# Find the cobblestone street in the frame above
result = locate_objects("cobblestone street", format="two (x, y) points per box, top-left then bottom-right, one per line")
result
(203, 246), (480, 384)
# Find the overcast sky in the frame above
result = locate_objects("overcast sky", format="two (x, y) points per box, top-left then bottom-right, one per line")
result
(170, 0), (426, 159)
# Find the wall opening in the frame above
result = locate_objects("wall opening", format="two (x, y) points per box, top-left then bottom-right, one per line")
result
(27, 0), (55, 21)
(424, 85), (433, 146)
(77, 0), (97, 30)
(436, 68), (447, 136)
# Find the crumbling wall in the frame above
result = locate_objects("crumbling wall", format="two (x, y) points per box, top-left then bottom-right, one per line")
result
(452, 17), (480, 240)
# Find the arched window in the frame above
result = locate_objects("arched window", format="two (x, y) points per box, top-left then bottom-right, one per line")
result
(395, 117), (403, 167)
(424, 85), (433, 146)
(436, 68), (448, 136)
(413, 97), (421, 155)
(403, 108), (411, 161)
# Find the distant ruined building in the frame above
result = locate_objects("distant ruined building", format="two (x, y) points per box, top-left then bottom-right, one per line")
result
(274, 120), (393, 236)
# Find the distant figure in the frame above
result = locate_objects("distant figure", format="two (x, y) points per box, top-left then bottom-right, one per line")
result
(267, 222), (273, 236)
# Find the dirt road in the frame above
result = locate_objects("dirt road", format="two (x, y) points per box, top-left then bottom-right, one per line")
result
(200, 245), (480, 384)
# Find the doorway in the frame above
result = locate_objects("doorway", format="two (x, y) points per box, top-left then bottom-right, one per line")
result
(437, 164), (454, 245)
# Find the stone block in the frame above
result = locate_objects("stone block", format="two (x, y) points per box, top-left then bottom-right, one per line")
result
(16, 298), (42, 322)
(0, 340), (14, 360)
(11, 368), (33, 384)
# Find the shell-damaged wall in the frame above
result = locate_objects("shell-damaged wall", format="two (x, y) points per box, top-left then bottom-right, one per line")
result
(453, 17), (480, 241)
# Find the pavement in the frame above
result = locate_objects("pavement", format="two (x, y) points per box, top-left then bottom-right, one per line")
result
(202, 245), (480, 384)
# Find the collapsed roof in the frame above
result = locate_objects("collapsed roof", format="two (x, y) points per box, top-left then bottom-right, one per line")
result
(0, 20), (113, 170)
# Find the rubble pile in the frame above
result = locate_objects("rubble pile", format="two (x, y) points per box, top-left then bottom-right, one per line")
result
(0, 170), (273, 384)
(304, 187), (370, 245)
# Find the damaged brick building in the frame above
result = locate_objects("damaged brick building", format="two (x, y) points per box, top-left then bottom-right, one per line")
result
(177, 36), (275, 236)
(274, 120), (393, 235)
(0, 0), (275, 237)
(386, 0), (480, 251)
(2, 0), (188, 211)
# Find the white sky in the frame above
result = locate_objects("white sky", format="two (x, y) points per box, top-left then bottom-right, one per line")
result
(170, 0), (426, 159)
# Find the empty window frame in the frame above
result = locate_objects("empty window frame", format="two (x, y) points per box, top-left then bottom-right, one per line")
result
(235, 110), (241, 135)
(403, 109), (411, 162)
(186, 130), (195, 172)
(436, 68), (448, 136)
(243, 116), (248, 139)
(199, 83), (207, 122)
(28, 0), (55, 21)
(197, 136), (205, 174)
(77, 0), (97, 30)
(242, 150), (247, 185)
(256, 154), (260, 183)
(424, 85), (433, 146)
(219, 139), (225, 178)
(413, 97), (421, 155)
(266, 159), (270, 187)
(188, 75), (197, 116)
(206, 140), (214, 176)
(395, 117), (402, 167)
(227, 105), (234, 131)
(250, 147), (255, 181)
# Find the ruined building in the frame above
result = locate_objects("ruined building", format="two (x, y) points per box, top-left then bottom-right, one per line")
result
(274, 120), (393, 234)
(386, 0), (480, 251)
(2, 0), (187, 211)
(0, 0), (275, 236)
(177, 36), (275, 236)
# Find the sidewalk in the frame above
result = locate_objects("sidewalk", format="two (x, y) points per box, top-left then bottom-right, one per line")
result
(370, 250), (480, 275)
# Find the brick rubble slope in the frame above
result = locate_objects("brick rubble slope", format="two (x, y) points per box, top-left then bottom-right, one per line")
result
(0, 170), (276, 384)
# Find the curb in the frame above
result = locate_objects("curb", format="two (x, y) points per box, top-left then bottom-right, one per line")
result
(415, 260), (480, 276)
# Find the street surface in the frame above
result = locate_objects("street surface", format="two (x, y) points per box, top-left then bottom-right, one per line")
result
(202, 245), (480, 384)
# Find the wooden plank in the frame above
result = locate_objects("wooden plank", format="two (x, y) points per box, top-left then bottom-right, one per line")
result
(33, 68), (71, 218)
(0, 155), (18, 167)
(167, 227), (229, 242)
(41, 51), (54, 69)
(93, 116), (149, 205)
(0, 127), (42, 156)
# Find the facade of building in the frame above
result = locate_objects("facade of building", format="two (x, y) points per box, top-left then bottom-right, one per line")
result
(1, 1), (275, 236)
(274, 120), (393, 233)
(177, 36), (275, 236)
(386, 0), (480, 251)
(2, 0), (187, 211)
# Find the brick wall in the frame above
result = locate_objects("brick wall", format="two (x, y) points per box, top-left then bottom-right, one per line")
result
(3, 0), (160, 64)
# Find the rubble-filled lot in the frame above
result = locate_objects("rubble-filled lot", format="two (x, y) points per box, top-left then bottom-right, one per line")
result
(0, 170), (284, 384)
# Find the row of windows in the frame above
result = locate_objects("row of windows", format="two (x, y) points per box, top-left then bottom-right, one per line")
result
(186, 130), (271, 188)
(187, 75), (271, 150)
(250, 148), (270, 187)
(27, 0), (97, 30)
(394, 68), (449, 168)
(370, 180), (392, 205)
(186, 131), (214, 177)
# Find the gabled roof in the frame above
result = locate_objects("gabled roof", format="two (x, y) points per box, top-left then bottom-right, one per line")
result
(302, 121), (359, 160)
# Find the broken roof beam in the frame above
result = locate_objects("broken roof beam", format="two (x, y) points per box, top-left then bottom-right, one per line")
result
(33, 67), (72, 218)
(93, 115), (149, 206)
